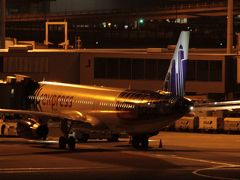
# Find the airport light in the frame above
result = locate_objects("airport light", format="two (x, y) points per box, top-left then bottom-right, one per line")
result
(138, 18), (144, 25)
(102, 22), (107, 28)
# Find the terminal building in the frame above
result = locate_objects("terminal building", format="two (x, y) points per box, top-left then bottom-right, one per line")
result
(0, 48), (239, 101)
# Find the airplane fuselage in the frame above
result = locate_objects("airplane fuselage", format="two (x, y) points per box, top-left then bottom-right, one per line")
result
(27, 81), (192, 134)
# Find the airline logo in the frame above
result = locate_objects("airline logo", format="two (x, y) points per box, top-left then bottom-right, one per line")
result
(164, 31), (189, 97)
(39, 93), (74, 109)
(173, 44), (186, 97)
(166, 44), (186, 97)
(31, 85), (74, 111)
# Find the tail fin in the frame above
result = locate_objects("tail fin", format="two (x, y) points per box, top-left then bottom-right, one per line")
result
(163, 31), (190, 97)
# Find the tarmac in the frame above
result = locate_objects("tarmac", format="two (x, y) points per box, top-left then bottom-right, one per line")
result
(0, 132), (239, 180)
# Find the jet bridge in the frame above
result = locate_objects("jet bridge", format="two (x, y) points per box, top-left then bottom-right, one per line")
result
(0, 75), (38, 109)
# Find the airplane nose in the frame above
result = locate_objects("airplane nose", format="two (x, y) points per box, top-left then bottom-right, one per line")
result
(176, 97), (194, 113)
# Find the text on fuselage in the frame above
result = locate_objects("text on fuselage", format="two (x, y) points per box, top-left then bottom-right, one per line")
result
(38, 93), (74, 109)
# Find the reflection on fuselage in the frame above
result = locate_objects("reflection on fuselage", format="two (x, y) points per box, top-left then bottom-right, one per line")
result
(27, 83), (192, 128)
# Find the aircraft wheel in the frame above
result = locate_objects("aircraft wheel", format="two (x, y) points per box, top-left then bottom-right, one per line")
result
(132, 135), (149, 150)
(59, 136), (67, 149)
(68, 136), (76, 150)
(132, 136), (141, 149)
(141, 137), (149, 150)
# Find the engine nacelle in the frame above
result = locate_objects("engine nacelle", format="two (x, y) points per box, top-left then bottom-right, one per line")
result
(16, 118), (48, 140)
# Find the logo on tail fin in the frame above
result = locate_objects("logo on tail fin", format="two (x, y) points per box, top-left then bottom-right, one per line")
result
(163, 31), (189, 97)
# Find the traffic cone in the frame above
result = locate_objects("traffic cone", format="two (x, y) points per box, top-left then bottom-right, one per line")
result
(159, 139), (163, 148)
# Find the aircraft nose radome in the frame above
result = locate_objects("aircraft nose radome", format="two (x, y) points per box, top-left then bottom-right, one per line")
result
(176, 97), (194, 113)
(183, 98), (194, 112)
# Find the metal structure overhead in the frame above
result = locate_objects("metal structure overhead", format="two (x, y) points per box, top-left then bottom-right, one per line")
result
(5, 1), (240, 22)
(3, 0), (240, 49)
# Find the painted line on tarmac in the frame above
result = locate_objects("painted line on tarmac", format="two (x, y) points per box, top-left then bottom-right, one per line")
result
(165, 155), (235, 166)
(167, 155), (240, 180)
(123, 151), (240, 180)
(123, 151), (239, 166)
(0, 166), (109, 173)
(192, 165), (240, 180)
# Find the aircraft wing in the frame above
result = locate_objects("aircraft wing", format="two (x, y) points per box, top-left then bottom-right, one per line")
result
(193, 100), (240, 112)
(0, 108), (90, 124)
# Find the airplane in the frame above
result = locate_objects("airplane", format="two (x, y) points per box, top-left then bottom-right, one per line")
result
(0, 31), (193, 150)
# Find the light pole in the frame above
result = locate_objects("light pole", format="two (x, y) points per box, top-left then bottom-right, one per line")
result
(0, 0), (5, 49)
(227, 0), (233, 54)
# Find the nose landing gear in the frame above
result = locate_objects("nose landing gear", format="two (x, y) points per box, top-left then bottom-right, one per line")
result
(59, 120), (76, 150)
(59, 136), (76, 150)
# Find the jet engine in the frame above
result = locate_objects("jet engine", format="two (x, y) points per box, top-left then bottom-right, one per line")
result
(16, 118), (48, 140)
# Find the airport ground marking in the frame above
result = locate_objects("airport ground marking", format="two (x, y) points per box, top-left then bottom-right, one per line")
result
(122, 151), (240, 180)
(192, 165), (240, 180)
(166, 155), (237, 166)
(168, 155), (240, 180)
(123, 151), (233, 165)
(0, 166), (116, 173)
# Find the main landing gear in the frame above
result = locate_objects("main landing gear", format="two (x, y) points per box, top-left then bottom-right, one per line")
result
(59, 120), (76, 150)
(131, 134), (149, 150)
(131, 132), (159, 150)
(59, 136), (76, 150)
